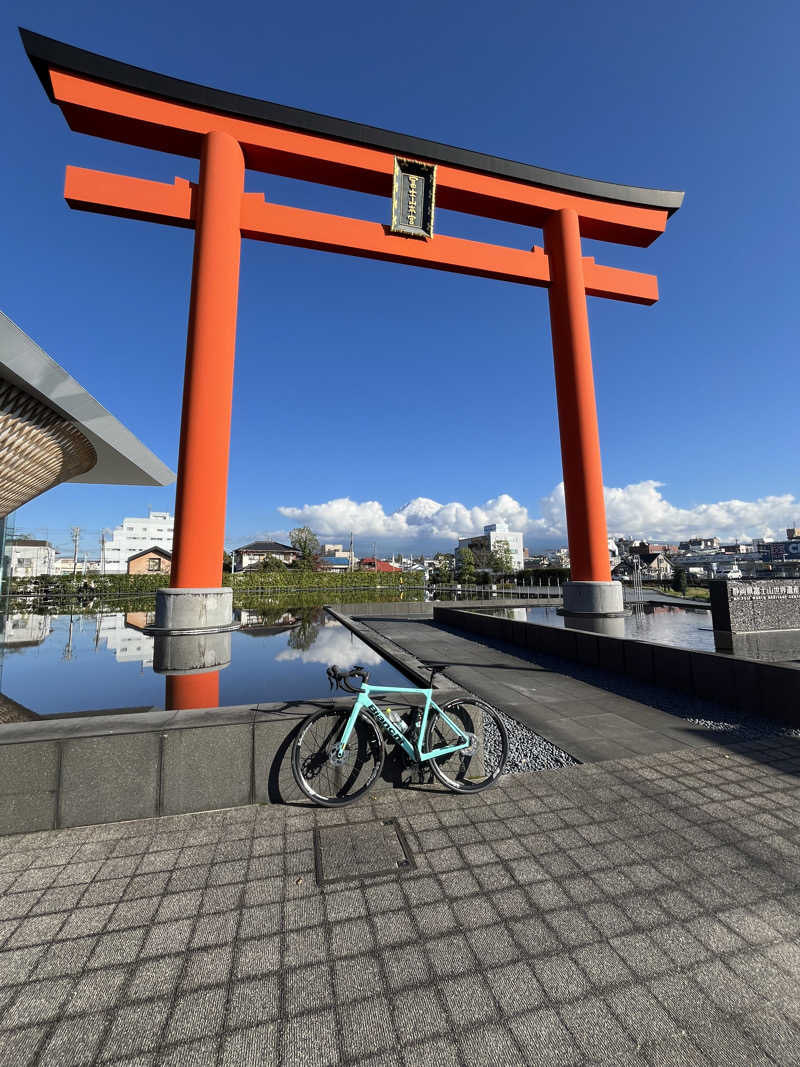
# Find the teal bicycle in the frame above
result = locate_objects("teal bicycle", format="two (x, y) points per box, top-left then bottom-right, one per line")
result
(291, 663), (509, 807)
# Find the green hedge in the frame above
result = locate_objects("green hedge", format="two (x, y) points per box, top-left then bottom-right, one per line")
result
(11, 573), (171, 596)
(225, 570), (423, 593)
(8, 569), (426, 608)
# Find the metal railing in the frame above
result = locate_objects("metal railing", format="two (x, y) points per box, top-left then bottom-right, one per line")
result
(428, 582), (563, 600)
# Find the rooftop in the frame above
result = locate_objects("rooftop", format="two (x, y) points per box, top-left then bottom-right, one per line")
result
(235, 541), (297, 554)
(0, 311), (175, 489)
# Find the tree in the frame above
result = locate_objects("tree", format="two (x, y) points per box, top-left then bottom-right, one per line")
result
(455, 546), (475, 584)
(671, 567), (688, 595)
(470, 543), (491, 571)
(490, 542), (514, 576)
(290, 526), (321, 571)
(260, 554), (286, 571)
(222, 551), (232, 574)
(431, 552), (454, 584)
(287, 607), (323, 651)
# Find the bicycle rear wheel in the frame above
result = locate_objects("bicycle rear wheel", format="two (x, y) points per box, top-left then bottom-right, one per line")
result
(292, 707), (385, 806)
(426, 698), (508, 793)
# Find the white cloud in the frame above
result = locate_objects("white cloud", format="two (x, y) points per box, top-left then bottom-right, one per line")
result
(276, 620), (383, 668)
(275, 481), (800, 547)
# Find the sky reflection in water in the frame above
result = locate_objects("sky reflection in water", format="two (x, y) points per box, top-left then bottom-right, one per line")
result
(508, 603), (716, 652)
(0, 606), (409, 717)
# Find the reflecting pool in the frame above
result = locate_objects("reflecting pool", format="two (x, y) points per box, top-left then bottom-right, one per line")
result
(502, 603), (716, 651)
(0, 604), (409, 718)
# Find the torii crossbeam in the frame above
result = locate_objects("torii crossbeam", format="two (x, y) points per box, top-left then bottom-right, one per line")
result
(22, 27), (683, 644)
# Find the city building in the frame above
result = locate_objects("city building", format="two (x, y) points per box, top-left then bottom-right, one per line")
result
(763, 541), (800, 563)
(102, 511), (174, 573)
(8, 538), (56, 578)
(677, 537), (720, 552)
(523, 556), (552, 569)
(0, 612), (52, 648)
(127, 547), (172, 575)
(456, 522), (524, 572)
(97, 614), (154, 668)
(232, 541), (299, 571)
(630, 541), (677, 556)
(0, 310), (174, 592)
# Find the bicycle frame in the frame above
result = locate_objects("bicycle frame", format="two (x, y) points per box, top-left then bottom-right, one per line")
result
(336, 682), (471, 762)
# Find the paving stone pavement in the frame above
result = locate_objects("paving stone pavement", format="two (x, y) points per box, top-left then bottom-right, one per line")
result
(2, 737), (800, 1065)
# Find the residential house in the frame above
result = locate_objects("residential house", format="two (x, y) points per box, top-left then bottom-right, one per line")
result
(9, 538), (56, 578)
(318, 556), (351, 572)
(127, 546), (172, 575)
(232, 541), (299, 571)
(614, 552), (674, 581)
(359, 558), (401, 573)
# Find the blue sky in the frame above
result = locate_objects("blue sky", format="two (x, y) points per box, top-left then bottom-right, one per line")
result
(3, 0), (799, 558)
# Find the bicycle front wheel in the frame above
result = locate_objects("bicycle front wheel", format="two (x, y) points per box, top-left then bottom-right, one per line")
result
(292, 708), (385, 806)
(426, 698), (508, 793)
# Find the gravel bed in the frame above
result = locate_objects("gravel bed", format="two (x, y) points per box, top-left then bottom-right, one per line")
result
(686, 707), (800, 741)
(493, 708), (578, 773)
(483, 696), (800, 778)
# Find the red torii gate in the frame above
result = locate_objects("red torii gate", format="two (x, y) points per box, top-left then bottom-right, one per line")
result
(22, 28), (682, 641)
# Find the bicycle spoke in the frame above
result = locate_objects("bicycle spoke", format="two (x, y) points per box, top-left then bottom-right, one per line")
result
(426, 699), (508, 793)
(292, 708), (384, 806)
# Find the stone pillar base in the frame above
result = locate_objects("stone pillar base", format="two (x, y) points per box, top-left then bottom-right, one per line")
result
(559, 580), (627, 618)
(147, 587), (238, 635)
(152, 631), (232, 675)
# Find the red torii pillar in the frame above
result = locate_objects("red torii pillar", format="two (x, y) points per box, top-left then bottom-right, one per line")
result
(171, 131), (243, 591)
(152, 130), (245, 639)
(545, 209), (621, 616)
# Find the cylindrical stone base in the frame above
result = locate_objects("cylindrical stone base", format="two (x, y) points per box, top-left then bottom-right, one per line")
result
(562, 614), (626, 638)
(561, 580), (626, 618)
(152, 587), (235, 633)
(153, 631), (232, 675)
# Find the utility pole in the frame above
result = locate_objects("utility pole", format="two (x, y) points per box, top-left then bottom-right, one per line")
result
(71, 527), (80, 577)
(349, 530), (354, 571)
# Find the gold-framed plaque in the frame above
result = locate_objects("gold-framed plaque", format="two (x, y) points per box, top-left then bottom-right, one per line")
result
(390, 157), (436, 239)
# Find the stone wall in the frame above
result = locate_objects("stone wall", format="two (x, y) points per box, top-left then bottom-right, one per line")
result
(433, 605), (800, 719)
(0, 689), (462, 836)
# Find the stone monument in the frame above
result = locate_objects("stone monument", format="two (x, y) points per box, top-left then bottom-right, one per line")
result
(709, 579), (800, 661)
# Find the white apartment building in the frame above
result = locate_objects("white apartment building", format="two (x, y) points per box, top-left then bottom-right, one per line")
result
(102, 511), (174, 573)
(98, 614), (154, 667)
(9, 539), (57, 578)
(457, 522), (525, 572)
(1, 612), (52, 646)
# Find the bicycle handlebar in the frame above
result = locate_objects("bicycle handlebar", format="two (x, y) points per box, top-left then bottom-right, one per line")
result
(326, 664), (370, 692)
